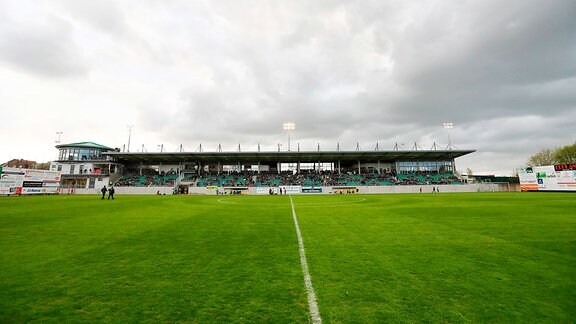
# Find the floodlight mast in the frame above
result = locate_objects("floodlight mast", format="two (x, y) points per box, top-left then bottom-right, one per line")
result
(443, 122), (454, 150)
(55, 131), (63, 144)
(282, 122), (295, 151)
(127, 125), (134, 152)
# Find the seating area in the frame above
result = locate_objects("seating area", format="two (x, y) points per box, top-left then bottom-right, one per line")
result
(193, 170), (462, 187)
(114, 168), (462, 188)
(115, 169), (179, 187)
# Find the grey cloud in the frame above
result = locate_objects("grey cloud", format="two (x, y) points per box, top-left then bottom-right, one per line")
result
(55, 0), (127, 36)
(38, 0), (576, 173)
(0, 8), (88, 77)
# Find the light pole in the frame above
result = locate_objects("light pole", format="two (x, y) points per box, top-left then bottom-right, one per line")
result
(443, 122), (453, 150)
(127, 125), (134, 152)
(55, 131), (63, 144)
(283, 122), (295, 151)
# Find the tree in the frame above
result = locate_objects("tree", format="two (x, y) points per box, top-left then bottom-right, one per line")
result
(527, 142), (576, 167)
(35, 162), (51, 170)
(554, 142), (576, 164)
(527, 148), (556, 167)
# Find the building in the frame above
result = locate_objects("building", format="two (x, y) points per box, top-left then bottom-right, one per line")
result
(49, 142), (123, 193)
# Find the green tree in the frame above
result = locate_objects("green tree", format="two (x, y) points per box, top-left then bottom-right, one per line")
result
(554, 142), (576, 163)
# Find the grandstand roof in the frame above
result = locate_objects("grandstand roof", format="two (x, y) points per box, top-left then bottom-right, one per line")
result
(56, 142), (114, 150)
(105, 149), (475, 164)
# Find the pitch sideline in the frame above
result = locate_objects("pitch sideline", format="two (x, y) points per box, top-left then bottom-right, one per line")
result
(289, 195), (322, 324)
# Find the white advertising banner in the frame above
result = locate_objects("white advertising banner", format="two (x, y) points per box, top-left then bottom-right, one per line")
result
(0, 180), (18, 195)
(1, 167), (61, 195)
(279, 186), (302, 194)
(520, 164), (576, 192)
(24, 169), (61, 183)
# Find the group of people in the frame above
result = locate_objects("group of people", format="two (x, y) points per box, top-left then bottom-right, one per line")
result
(419, 186), (441, 193)
(100, 185), (115, 200)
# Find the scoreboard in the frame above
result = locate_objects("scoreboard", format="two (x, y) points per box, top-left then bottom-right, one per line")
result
(518, 164), (576, 192)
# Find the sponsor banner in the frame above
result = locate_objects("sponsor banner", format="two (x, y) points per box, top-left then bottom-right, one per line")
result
(257, 187), (280, 194)
(0, 180), (17, 194)
(21, 187), (59, 194)
(23, 181), (44, 188)
(279, 186), (301, 194)
(520, 165), (576, 191)
(24, 169), (61, 182)
(0, 170), (24, 184)
(0, 168), (61, 194)
(256, 188), (268, 194)
(554, 163), (576, 171)
(302, 187), (322, 193)
(518, 168), (538, 191)
(206, 186), (218, 190)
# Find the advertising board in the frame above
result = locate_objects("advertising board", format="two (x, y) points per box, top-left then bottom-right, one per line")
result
(518, 165), (576, 192)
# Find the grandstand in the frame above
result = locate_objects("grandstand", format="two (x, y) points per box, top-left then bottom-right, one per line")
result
(45, 141), (486, 195)
(104, 147), (476, 194)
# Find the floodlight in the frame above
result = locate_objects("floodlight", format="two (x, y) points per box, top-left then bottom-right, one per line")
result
(282, 122), (295, 151)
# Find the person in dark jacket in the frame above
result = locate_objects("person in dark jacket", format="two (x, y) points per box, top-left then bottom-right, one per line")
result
(108, 186), (115, 200)
(101, 185), (107, 199)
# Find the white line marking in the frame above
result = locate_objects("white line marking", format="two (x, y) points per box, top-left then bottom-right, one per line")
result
(289, 195), (322, 324)
(217, 197), (366, 206)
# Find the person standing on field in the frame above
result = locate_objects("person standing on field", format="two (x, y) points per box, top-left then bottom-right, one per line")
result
(108, 186), (115, 200)
(101, 185), (107, 200)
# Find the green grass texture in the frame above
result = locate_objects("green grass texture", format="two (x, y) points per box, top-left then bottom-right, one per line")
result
(1, 193), (575, 323)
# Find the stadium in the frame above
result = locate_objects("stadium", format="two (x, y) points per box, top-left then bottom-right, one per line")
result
(15, 140), (503, 195)
(1, 142), (575, 322)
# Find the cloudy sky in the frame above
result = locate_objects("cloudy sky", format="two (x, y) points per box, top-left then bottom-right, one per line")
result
(0, 0), (574, 175)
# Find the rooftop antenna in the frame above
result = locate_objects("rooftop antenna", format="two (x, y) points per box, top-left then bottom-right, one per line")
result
(217, 144), (222, 152)
(238, 143), (241, 152)
(337, 142), (340, 151)
(196, 144), (203, 152)
(375, 142), (379, 151)
(317, 142), (321, 151)
(356, 142), (361, 151)
(258, 143), (261, 152)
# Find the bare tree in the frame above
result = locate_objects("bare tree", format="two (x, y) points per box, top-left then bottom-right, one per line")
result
(527, 148), (556, 167)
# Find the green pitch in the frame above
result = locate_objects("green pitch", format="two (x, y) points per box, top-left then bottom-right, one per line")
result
(1, 193), (574, 322)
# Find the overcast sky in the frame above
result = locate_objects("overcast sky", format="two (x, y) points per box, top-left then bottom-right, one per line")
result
(1, 0), (574, 175)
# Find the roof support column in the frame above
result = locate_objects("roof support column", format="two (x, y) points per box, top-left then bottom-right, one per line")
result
(358, 160), (361, 174)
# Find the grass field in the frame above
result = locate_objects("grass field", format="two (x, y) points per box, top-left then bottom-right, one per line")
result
(1, 193), (575, 322)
